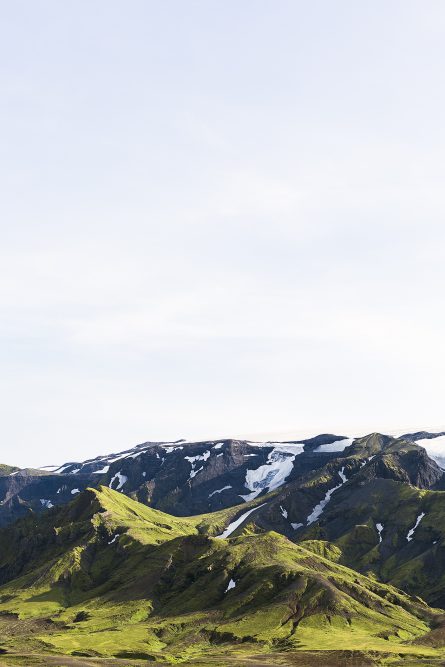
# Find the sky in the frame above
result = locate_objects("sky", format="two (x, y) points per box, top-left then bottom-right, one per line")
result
(2, 1), (445, 468)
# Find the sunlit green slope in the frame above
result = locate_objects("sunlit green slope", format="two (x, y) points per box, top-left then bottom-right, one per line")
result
(0, 487), (443, 665)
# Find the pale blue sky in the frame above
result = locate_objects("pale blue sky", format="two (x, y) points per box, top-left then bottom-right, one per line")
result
(2, 1), (445, 467)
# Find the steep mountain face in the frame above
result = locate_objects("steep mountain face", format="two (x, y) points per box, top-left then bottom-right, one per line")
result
(0, 434), (349, 525)
(1, 431), (444, 528)
(0, 468), (93, 527)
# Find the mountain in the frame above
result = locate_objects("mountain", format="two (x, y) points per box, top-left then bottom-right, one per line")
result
(0, 486), (444, 666)
(0, 434), (349, 526)
(2, 431), (444, 536)
(199, 433), (445, 605)
(3, 430), (445, 664)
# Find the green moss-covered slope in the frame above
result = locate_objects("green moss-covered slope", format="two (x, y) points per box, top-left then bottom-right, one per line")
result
(0, 487), (443, 665)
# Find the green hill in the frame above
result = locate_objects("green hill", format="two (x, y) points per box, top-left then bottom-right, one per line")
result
(0, 487), (444, 665)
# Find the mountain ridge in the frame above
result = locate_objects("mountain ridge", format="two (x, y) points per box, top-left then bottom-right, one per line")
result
(0, 485), (444, 665)
(3, 430), (445, 664)
(4, 430), (445, 527)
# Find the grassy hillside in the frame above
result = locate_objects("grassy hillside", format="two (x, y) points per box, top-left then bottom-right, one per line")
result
(0, 487), (444, 665)
(292, 476), (445, 608)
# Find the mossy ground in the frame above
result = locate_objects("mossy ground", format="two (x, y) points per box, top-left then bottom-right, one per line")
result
(0, 489), (444, 665)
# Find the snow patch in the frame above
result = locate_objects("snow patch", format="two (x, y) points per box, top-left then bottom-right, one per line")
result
(107, 453), (134, 463)
(280, 505), (288, 519)
(209, 485), (232, 497)
(225, 578), (236, 593)
(407, 512), (425, 542)
(306, 468), (347, 525)
(53, 464), (73, 474)
(217, 503), (267, 539)
(93, 465), (110, 474)
(376, 522), (384, 543)
(360, 455), (376, 468)
(291, 522), (304, 530)
(70, 488), (80, 495)
(313, 438), (353, 453)
(40, 499), (53, 508)
(185, 451), (211, 479)
(185, 451), (211, 464)
(108, 534), (120, 544)
(240, 445), (303, 501)
(109, 472), (128, 490)
(247, 442), (304, 450)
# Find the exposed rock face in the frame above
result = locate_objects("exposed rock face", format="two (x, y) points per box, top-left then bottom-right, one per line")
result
(0, 470), (91, 526)
(1, 431), (444, 531)
(0, 435), (344, 524)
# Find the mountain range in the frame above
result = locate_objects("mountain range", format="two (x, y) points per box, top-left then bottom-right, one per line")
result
(3, 431), (445, 665)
